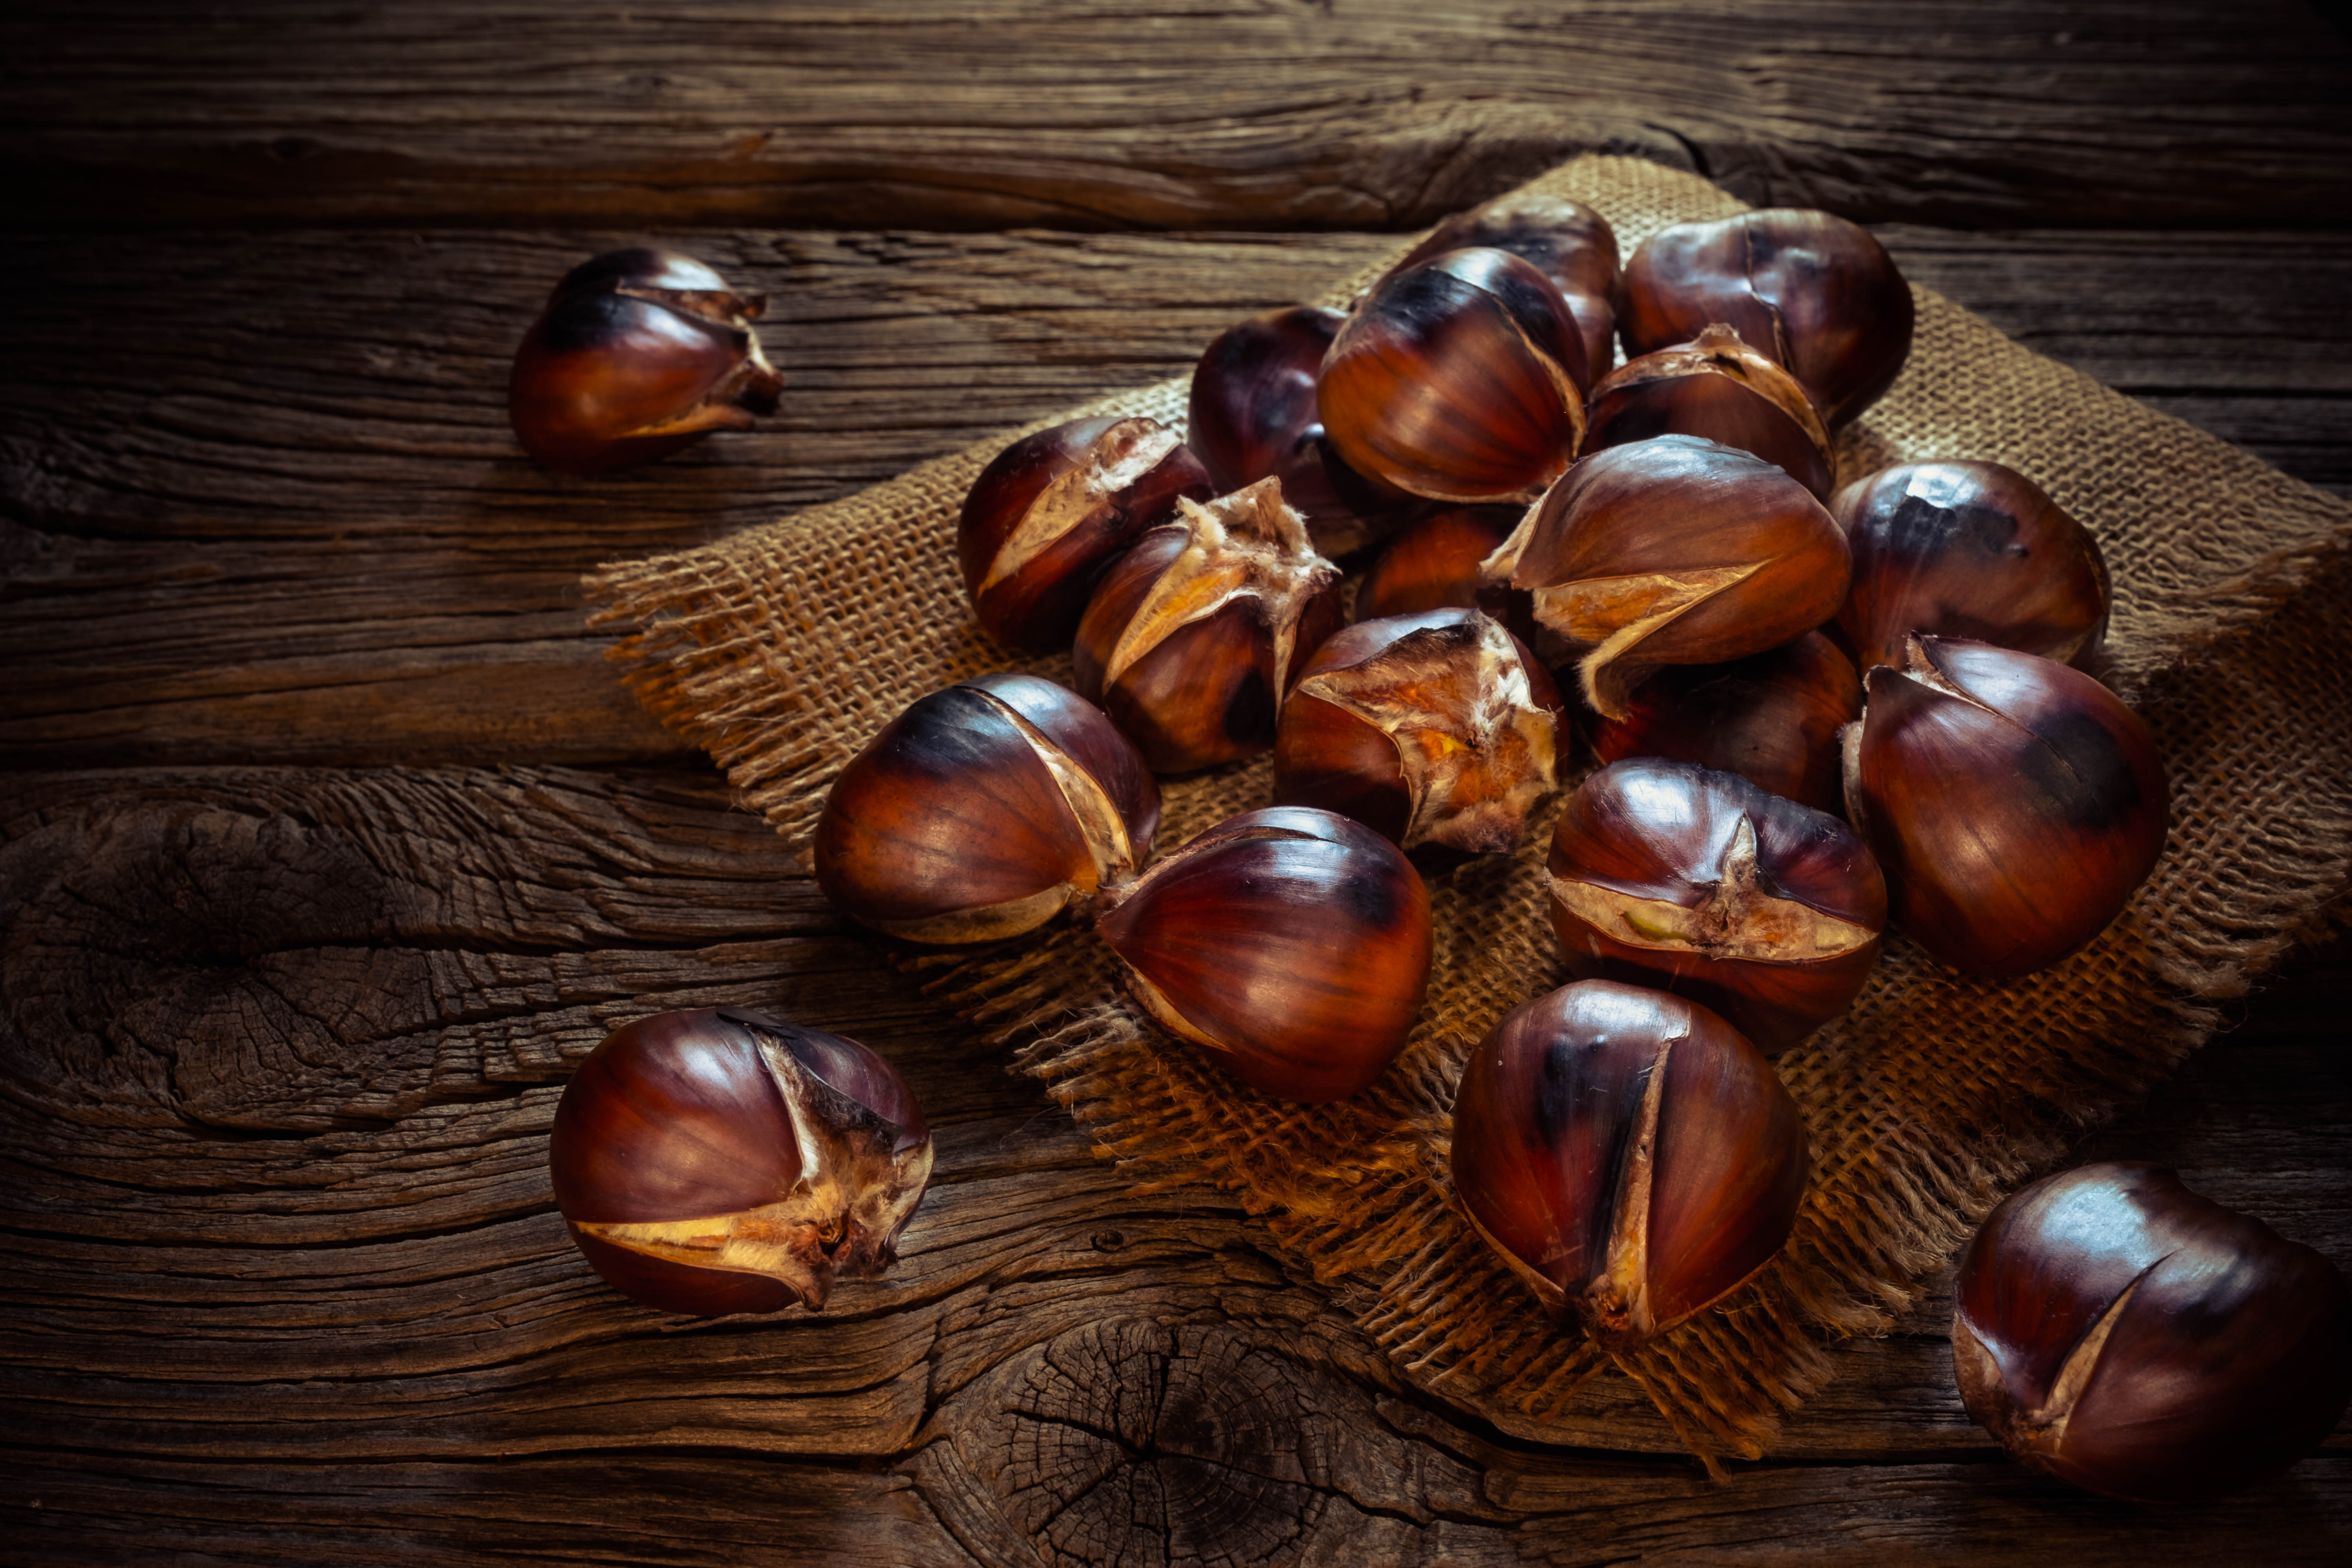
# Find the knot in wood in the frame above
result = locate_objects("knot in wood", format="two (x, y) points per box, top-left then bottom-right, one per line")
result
(914, 1316), (1331, 1567)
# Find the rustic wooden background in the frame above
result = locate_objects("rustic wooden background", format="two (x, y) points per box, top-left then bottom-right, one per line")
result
(2, 3), (2347, 1563)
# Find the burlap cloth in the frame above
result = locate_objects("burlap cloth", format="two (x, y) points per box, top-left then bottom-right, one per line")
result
(586, 156), (2352, 1470)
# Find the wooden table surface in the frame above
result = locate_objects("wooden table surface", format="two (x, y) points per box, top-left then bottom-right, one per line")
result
(3, 4), (2348, 1563)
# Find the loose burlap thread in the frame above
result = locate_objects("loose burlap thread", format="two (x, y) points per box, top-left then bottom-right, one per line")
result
(586, 156), (2352, 1469)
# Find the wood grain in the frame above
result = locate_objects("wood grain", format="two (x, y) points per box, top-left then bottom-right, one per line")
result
(5, 2), (2348, 231)
(3, 766), (2344, 1566)
(4, 226), (2345, 772)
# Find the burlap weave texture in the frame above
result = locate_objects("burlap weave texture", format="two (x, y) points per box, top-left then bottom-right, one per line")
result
(587, 156), (2352, 1467)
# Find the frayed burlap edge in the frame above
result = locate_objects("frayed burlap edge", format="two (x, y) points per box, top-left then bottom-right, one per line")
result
(586, 154), (2352, 1471)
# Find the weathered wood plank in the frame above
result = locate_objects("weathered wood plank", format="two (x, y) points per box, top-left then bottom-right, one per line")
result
(4, 225), (2345, 772)
(4, 2), (2348, 231)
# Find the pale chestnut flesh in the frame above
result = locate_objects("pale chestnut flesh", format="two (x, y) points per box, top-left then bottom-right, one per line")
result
(550, 1008), (933, 1316)
(1952, 1162), (2352, 1501)
(1546, 759), (1885, 1052)
(1450, 980), (1809, 1349)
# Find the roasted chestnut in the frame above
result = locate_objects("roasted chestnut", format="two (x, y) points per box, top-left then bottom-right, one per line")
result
(1590, 632), (1861, 815)
(1583, 325), (1837, 502)
(550, 1007), (932, 1315)
(1483, 434), (1850, 720)
(1620, 210), (1913, 429)
(1319, 247), (1589, 504)
(1545, 759), (1885, 1053)
(1953, 1161), (2352, 1502)
(1072, 478), (1345, 772)
(814, 673), (1159, 943)
(1380, 192), (1622, 379)
(1094, 806), (1432, 1102)
(1842, 636), (2167, 977)
(1450, 980), (1808, 1349)
(508, 247), (782, 473)
(1354, 505), (1515, 622)
(1833, 460), (2110, 674)
(958, 416), (1213, 653)
(1185, 306), (1414, 558)
(1274, 608), (1563, 854)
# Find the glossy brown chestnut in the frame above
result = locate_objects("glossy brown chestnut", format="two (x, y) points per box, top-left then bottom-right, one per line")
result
(549, 1007), (933, 1315)
(1620, 209), (1913, 429)
(1354, 505), (1516, 623)
(1274, 608), (1563, 854)
(1483, 434), (1850, 720)
(1953, 1161), (2352, 1502)
(814, 673), (1159, 942)
(508, 247), (782, 473)
(1094, 806), (1432, 1102)
(1072, 478), (1345, 772)
(1590, 632), (1862, 815)
(1583, 325), (1837, 502)
(1833, 460), (2110, 674)
(1380, 192), (1622, 379)
(957, 415), (1213, 653)
(1319, 247), (1589, 504)
(1185, 306), (1414, 559)
(1843, 636), (2168, 977)
(1450, 980), (1808, 1349)
(1545, 759), (1885, 1053)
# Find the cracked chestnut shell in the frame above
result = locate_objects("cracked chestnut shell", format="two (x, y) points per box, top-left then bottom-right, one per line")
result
(1546, 759), (1885, 1053)
(1842, 636), (2167, 977)
(1484, 434), (1850, 720)
(1185, 306), (1414, 558)
(508, 247), (782, 473)
(1274, 608), (1563, 854)
(1583, 325), (1837, 502)
(1833, 460), (2110, 675)
(1591, 632), (1862, 816)
(1319, 247), (1590, 504)
(1450, 980), (1808, 1350)
(550, 1007), (933, 1316)
(1620, 209), (1913, 430)
(814, 673), (1159, 943)
(1380, 192), (1622, 380)
(958, 415), (1214, 653)
(1953, 1161), (2352, 1502)
(1094, 806), (1432, 1102)
(1072, 478), (1345, 772)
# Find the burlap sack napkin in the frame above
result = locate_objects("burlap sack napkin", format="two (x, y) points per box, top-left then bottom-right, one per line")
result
(586, 155), (2352, 1469)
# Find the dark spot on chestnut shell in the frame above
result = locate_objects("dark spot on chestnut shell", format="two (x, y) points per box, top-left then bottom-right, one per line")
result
(555, 246), (675, 296)
(535, 290), (634, 355)
(1336, 862), (1399, 931)
(1885, 495), (2031, 562)
(1221, 670), (1275, 747)
(2017, 707), (2143, 830)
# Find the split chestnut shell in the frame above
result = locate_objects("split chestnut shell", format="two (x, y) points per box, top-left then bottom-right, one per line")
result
(1620, 209), (1914, 429)
(1274, 608), (1564, 854)
(550, 1007), (933, 1315)
(957, 415), (1213, 653)
(1483, 434), (1850, 720)
(1843, 636), (2167, 977)
(1450, 980), (1808, 1349)
(1094, 806), (1432, 1102)
(508, 247), (782, 474)
(1583, 325), (1837, 502)
(1546, 759), (1886, 1053)
(1953, 1161), (2352, 1501)
(1073, 478), (1345, 772)
(814, 673), (1159, 943)
(1319, 247), (1590, 504)
(1833, 459), (2110, 675)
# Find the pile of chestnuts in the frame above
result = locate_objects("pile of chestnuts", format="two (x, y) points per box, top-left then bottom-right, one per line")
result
(524, 197), (2343, 1500)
